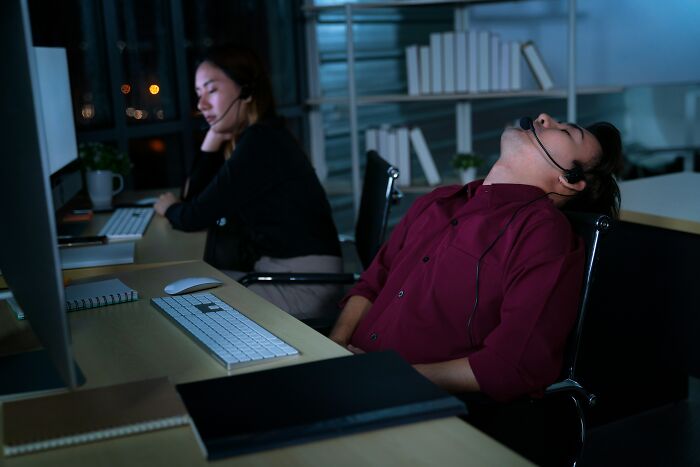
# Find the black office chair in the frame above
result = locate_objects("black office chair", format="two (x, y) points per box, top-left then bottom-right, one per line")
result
(239, 150), (400, 332)
(462, 212), (612, 467)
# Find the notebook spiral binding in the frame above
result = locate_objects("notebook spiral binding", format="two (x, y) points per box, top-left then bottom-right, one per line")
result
(65, 290), (138, 312)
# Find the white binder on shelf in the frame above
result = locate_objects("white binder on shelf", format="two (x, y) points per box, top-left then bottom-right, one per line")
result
(409, 127), (441, 186)
(468, 30), (478, 93)
(365, 127), (379, 152)
(419, 46), (431, 95)
(521, 41), (554, 90)
(490, 33), (500, 91)
(429, 32), (443, 94)
(387, 129), (399, 167)
(455, 31), (468, 93)
(510, 41), (522, 91)
(500, 42), (510, 91)
(442, 32), (455, 94)
(396, 127), (411, 187)
(477, 31), (490, 92)
(378, 125), (391, 162)
(405, 45), (420, 96)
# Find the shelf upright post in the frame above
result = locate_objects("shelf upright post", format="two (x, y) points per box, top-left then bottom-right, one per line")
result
(304, 1), (328, 182)
(455, 5), (473, 154)
(567, 0), (577, 123)
(346, 3), (361, 216)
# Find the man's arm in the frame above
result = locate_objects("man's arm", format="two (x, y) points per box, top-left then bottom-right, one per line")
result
(329, 295), (373, 347)
(414, 358), (480, 394)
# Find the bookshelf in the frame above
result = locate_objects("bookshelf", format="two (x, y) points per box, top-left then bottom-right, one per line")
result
(303, 0), (612, 214)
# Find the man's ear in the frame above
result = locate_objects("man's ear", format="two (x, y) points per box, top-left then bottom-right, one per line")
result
(558, 174), (586, 193)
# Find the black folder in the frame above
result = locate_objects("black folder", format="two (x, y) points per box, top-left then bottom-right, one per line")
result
(176, 351), (467, 459)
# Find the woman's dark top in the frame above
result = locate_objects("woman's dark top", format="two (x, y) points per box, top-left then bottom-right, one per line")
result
(165, 118), (341, 270)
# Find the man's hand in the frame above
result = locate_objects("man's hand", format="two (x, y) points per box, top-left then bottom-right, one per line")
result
(347, 344), (365, 354)
(329, 295), (373, 347)
(413, 358), (480, 394)
(201, 127), (233, 153)
(154, 192), (178, 216)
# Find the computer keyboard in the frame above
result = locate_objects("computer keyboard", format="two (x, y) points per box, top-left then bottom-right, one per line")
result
(98, 207), (154, 241)
(151, 293), (299, 370)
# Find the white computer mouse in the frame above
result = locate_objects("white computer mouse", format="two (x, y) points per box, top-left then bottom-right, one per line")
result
(164, 277), (223, 295)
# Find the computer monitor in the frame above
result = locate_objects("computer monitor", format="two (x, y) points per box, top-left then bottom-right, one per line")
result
(0, 0), (83, 397)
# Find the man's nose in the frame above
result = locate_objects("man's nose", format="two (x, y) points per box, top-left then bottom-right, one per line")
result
(535, 113), (554, 128)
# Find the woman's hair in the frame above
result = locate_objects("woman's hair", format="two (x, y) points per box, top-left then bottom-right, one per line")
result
(197, 45), (277, 124)
(566, 121), (624, 219)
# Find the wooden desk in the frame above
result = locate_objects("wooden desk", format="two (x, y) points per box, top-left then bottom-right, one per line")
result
(620, 172), (700, 235)
(0, 261), (531, 466)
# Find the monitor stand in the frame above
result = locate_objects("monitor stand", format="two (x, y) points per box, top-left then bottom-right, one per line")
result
(0, 350), (85, 400)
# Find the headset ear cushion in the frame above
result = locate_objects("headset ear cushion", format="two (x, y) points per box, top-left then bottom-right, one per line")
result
(565, 164), (584, 184)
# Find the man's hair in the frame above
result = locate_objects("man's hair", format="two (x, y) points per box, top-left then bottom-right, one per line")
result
(566, 121), (624, 218)
(197, 45), (277, 123)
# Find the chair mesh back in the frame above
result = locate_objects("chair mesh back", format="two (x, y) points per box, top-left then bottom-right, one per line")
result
(355, 151), (398, 269)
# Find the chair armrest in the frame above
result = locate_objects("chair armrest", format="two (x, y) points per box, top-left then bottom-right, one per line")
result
(239, 272), (360, 287)
(545, 378), (597, 408)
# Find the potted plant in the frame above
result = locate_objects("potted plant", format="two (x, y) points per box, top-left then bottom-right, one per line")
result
(452, 152), (483, 185)
(78, 142), (131, 209)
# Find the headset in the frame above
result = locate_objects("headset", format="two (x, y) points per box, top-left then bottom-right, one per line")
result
(519, 116), (585, 184)
(466, 119), (581, 344)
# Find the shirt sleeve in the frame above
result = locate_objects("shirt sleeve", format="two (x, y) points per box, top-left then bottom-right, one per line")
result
(165, 127), (274, 232)
(467, 216), (585, 402)
(184, 150), (224, 201)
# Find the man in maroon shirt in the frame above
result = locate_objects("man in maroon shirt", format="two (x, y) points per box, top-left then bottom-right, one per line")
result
(330, 113), (623, 402)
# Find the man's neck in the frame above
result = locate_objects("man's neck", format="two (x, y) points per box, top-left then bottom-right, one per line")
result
(483, 159), (549, 192)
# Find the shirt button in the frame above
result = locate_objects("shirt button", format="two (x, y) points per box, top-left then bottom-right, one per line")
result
(422, 256), (430, 263)
(398, 290), (405, 298)
(451, 219), (458, 226)
(370, 333), (378, 341)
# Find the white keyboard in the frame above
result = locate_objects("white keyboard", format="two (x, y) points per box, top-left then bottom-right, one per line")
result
(151, 293), (299, 370)
(98, 207), (154, 241)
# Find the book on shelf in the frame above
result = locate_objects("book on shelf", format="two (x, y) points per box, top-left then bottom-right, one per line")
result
(429, 32), (443, 94)
(419, 46), (431, 94)
(405, 45), (420, 96)
(490, 33), (500, 91)
(521, 41), (554, 90)
(510, 41), (522, 90)
(387, 128), (399, 168)
(442, 32), (455, 94)
(468, 30), (479, 93)
(365, 127), (378, 152)
(409, 127), (441, 186)
(64, 278), (139, 312)
(377, 124), (391, 163)
(477, 31), (490, 92)
(500, 41), (510, 91)
(455, 31), (468, 93)
(2, 377), (189, 457)
(396, 126), (411, 187)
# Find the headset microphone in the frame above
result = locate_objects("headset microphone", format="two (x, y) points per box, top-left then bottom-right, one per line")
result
(519, 116), (584, 184)
(203, 96), (241, 129)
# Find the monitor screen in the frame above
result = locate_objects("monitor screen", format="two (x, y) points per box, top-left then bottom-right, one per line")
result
(34, 47), (78, 176)
(0, 0), (82, 398)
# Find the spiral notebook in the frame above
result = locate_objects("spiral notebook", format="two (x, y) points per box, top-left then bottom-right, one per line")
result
(64, 278), (138, 312)
(2, 377), (190, 457)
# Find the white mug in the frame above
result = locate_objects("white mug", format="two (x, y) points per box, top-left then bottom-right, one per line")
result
(86, 170), (124, 210)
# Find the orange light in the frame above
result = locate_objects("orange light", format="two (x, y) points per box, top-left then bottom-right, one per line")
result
(148, 139), (166, 152)
(120, 84), (131, 94)
(148, 84), (160, 95)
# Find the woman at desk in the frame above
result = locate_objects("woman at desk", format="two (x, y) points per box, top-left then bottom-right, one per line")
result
(154, 46), (342, 319)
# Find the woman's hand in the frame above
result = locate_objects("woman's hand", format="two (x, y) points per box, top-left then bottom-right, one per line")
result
(154, 192), (178, 216)
(200, 127), (233, 152)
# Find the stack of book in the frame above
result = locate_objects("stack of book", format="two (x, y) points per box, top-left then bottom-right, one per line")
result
(405, 30), (553, 96)
(365, 126), (440, 187)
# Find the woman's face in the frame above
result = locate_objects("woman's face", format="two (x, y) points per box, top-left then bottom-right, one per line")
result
(195, 61), (244, 132)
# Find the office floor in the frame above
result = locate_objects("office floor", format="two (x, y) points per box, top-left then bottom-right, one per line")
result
(581, 377), (700, 466)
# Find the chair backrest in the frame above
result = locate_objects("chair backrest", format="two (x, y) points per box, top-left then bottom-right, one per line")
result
(354, 151), (399, 270)
(561, 212), (612, 380)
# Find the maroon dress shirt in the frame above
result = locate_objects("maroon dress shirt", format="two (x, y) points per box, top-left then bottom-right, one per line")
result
(345, 181), (584, 401)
